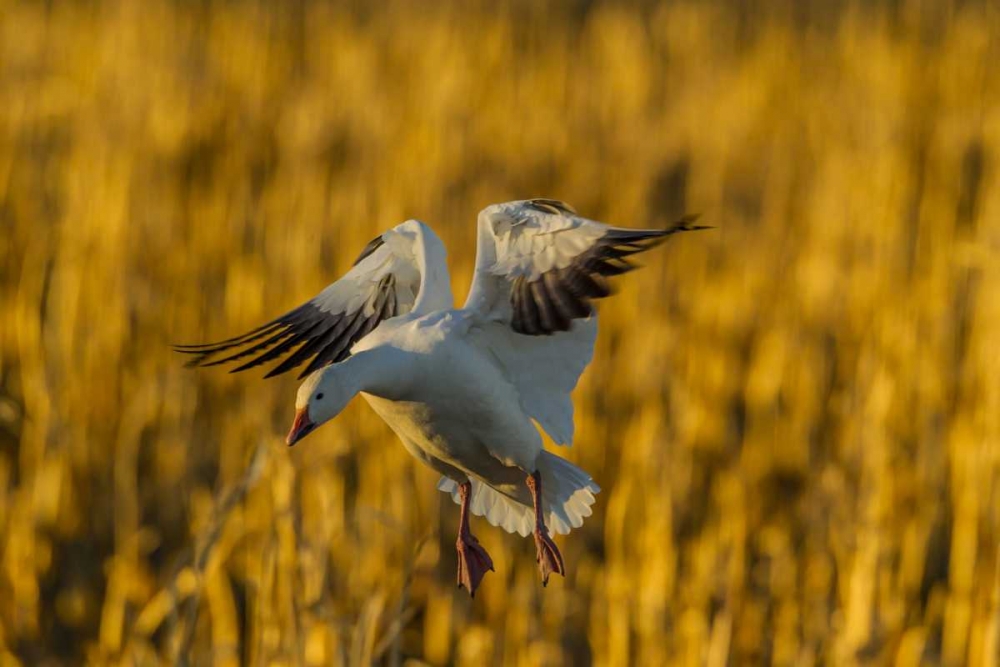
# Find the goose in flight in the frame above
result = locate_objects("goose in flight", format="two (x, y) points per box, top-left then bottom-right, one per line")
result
(176, 199), (706, 596)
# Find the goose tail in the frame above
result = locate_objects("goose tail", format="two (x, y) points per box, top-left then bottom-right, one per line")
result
(437, 452), (600, 537)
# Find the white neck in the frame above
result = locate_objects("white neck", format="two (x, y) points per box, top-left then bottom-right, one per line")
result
(332, 346), (411, 401)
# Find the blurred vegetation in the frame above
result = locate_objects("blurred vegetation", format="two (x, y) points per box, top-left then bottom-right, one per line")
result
(1, 0), (999, 664)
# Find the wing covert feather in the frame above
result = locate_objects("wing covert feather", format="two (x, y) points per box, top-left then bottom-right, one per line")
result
(176, 220), (451, 379)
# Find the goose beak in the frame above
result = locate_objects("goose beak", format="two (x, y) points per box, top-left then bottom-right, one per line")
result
(286, 408), (315, 446)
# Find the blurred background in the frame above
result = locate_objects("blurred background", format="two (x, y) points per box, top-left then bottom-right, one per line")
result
(1, 0), (999, 664)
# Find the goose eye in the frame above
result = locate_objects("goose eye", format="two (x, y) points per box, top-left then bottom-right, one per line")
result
(315, 392), (324, 400)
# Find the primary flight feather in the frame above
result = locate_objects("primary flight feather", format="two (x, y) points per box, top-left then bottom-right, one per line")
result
(176, 199), (707, 595)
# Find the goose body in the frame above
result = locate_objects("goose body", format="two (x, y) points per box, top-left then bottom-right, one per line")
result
(177, 200), (706, 594)
(361, 311), (541, 477)
(352, 309), (598, 537)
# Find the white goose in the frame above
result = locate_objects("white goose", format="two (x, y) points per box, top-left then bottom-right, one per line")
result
(176, 199), (705, 596)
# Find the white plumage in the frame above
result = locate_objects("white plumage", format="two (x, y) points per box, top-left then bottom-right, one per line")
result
(437, 452), (599, 536)
(177, 199), (705, 594)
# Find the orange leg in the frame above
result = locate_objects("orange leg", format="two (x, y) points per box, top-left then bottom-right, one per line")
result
(455, 481), (494, 597)
(526, 471), (565, 585)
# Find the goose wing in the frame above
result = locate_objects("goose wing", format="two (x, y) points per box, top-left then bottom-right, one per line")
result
(463, 199), (706, 445)
(176, 220), (450, 379)
(464, 198), (706, 335)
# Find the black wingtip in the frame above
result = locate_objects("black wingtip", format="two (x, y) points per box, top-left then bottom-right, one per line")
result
(667, 213), (712, 232)
(173, 345), (218, 358)
(172, 343), (208, 354)
(172, 343), (210, 352)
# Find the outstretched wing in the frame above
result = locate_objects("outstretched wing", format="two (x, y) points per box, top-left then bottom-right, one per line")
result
(175, 220), (451, 379)
(464, 198), (706, 335)
(463, 199), (706, 445)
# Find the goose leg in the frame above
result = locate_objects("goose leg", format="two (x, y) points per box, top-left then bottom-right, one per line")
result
(526, 470), (565, 585)
(456, 481), (494, 597)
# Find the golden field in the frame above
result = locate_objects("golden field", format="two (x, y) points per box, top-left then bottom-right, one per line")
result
(1, 0), (999, 664)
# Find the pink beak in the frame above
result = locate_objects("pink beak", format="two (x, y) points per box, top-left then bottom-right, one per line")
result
(286, 408), (315, 446)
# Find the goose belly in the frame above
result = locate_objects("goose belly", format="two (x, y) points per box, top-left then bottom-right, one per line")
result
(361, 391), (538, 482)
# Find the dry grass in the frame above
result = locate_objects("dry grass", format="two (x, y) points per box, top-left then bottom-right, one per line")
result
(1, 0), (999, 664)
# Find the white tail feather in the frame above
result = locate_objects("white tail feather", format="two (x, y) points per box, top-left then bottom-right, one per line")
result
(438, 452), (600, 537)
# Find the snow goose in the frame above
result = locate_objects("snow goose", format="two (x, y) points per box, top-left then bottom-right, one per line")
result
(176, 199), (706, 596)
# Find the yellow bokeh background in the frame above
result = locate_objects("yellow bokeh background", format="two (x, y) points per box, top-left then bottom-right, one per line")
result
(1, 0), (999, 664)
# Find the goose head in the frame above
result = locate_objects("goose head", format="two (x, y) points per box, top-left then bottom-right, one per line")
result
(286, 366), (353, 446)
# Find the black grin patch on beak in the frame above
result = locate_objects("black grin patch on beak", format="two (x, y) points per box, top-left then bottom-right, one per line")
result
(287, 416), (317, 446)
(293, 423), (316, 444)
